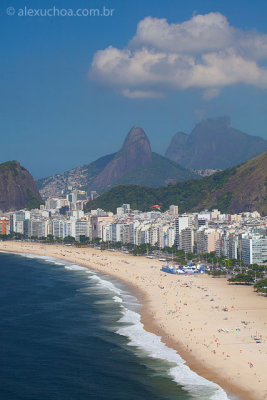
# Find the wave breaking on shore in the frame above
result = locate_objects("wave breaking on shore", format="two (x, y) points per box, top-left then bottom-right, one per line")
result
(2, 250), (238, 400)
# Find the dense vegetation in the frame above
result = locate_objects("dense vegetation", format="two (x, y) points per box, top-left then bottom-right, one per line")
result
(85, 165), (238, 213)
(25, 189), (44, 210)
(0, 161), (22, 177)
(228, 273), (255, 284)
(254, 278), (267, 295)
(85, 151), (267, 215)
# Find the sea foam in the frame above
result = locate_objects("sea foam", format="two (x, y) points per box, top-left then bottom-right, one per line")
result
(113, 296), (123, 303)
(87, 271), (232, 399)
(89, 274), (122, 296)
(64, 264), (89, 271)
(116, 310), (231, 400)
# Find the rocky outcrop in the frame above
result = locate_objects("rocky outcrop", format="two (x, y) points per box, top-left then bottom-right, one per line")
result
(0, 161), (42, 212)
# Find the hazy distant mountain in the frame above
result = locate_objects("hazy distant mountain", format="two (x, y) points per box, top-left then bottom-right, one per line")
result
(0, 161), (42, 212)
(165, 116), (267, 169)
(38, 126), (196, 197)
(85, 151), (267, 216)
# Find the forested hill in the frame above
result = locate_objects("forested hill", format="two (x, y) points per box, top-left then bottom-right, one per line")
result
(85, 151), (267, 215)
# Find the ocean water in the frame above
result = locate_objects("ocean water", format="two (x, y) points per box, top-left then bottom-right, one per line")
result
(0, 252), (239, 400)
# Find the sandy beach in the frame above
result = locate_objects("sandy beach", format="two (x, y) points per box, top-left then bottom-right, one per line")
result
(0, 241), (266, 400)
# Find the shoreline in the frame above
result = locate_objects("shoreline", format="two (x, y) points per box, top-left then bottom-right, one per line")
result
(1, 241), (266, 400)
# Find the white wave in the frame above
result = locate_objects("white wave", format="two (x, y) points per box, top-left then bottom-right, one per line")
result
(113, 296), (123, 303)
(3, 251), (90, 271)
(89, 275), (101, 281)
(89, 274), (122, 295)
(64, 264), (88, 271)
(15, 252), (64, 265)
(117, 309), (230, 400)
(121, 293), (138, 306)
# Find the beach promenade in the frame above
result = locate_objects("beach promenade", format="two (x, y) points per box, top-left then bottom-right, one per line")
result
(0, 241), (266, 400)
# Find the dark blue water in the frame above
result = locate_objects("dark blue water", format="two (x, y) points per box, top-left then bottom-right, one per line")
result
(0, 252), (234, 400)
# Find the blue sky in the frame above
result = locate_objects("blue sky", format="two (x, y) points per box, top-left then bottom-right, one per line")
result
(0, 0), (267, 178)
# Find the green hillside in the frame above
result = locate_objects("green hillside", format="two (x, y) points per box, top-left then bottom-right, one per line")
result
(85, 151), (267, 215)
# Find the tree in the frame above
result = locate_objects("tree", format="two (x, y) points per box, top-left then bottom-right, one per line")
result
(228, 273), (254, 284)
(254, 278), (267, 295)
(63, 236), (76, 243)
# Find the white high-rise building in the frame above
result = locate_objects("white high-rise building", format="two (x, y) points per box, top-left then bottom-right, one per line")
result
(241, 236), (267, 265)
(175, 216), (189, 248)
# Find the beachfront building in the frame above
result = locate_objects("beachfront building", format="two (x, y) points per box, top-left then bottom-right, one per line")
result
(180, 228), (195, 253)
(1, 200), (266, 265)
(165, 226), (175, 248)
(175, 215), (189, 248)
(0, 218), (10, 235)
(215, 230), (243, 260)
(91, 215), (114, 239)
(197, 228), (219, 254)
(241, 235), (267, 265)
(31, 219), (49, 238)
(228, 233), (239, 260)
(75, 219), (91, 241)
(158, 224), (175, 248)
(53, 220), (65, 239)
(122, 223), (135, 244)
(101, 223), (111, 242)
(10, 211), (30, 234)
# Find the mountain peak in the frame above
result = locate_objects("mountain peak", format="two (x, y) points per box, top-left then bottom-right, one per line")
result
(165, 116), (267, 169)
(92, 126), (152, 189)
(123, 126), (151, 150)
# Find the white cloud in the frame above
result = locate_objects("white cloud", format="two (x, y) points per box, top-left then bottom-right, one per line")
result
(122, 89), (165, 99)
(130, 13), (233, 54)
(89, 12), (267, 99)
